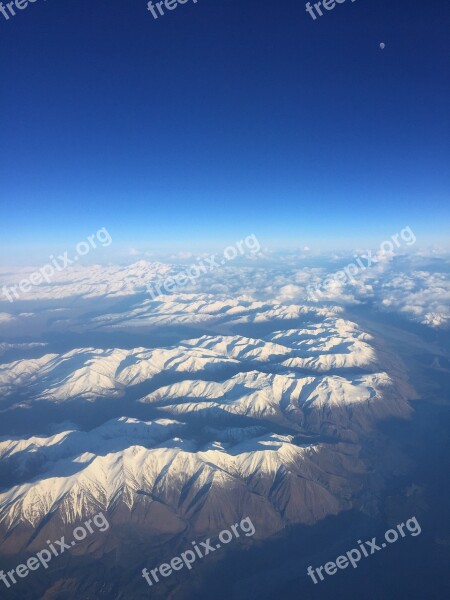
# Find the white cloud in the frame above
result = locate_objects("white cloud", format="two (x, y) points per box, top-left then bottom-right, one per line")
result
(1, 252), (449, 329)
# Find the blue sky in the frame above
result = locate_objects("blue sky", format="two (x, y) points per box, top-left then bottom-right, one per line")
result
(1, 0), (449, 257)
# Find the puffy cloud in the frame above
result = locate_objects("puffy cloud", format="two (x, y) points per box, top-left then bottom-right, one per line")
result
(0, 252), (449, 329)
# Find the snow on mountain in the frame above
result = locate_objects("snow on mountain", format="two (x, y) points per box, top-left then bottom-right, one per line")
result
(141, 368), (411, 434)
(0, 307), (416, 550)
(267, 317), (374, 347)
(0, 424), (361, 541)
(0, 317), (382, 403)
(280, 343), (377, 371)
(88, 293), (337, 330)
(0, 346), (240, 402)
(268, 318), (378, 371)
(181, 334), (293, 362)
(141, 370), (311, 429)
(0, 417), (185, 468)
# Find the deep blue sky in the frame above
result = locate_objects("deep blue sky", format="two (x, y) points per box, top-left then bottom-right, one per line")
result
(1, 0), (449, 257)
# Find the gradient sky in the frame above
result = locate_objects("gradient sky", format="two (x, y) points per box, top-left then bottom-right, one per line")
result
(1, 0), (449, 257)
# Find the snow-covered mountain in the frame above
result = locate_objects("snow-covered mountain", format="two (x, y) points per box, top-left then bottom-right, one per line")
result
(88, 293), (337, 329)
(0, 421), (361, 545)
(0, 318), (386, 404)
(0, 308), (415, 554)
(141, 369), (410, 434)
(0, 345), (240, 402)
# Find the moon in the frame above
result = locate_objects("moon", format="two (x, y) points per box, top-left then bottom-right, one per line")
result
(379, 43), (386, 50)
